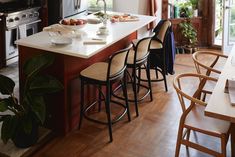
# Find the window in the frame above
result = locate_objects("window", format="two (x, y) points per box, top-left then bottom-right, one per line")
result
(88, 0), (113, 12)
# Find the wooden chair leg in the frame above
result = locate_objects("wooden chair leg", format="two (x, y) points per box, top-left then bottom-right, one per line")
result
(231, 124), (235, 157)
(221, 135), (227, 157)
(175, 125), (184, 157)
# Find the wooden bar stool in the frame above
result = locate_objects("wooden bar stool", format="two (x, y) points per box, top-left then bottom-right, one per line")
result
(113, 34), (155, 117)
(136, 20), (172, 92)
(78, 44), (132, 142)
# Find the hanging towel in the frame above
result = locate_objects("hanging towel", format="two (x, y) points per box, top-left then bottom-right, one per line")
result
(18, 24), (27, 39)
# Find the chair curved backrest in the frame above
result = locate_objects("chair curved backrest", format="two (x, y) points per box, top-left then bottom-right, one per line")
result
(192, 51), (228, 78)
(156, 20), (171, 44)
(134, 33), (155, 63)
(173, 73), (230, 157)
(108, 44), (132, 80)
(173, 73), (217, 112)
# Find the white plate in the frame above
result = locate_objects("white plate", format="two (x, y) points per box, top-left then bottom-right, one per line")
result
(51, 36), (72, 45)
(96, 31), (109, 35)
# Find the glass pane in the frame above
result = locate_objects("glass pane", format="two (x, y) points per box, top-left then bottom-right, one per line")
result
(229, 5), (235, 44)
(214, 0), (223, 45)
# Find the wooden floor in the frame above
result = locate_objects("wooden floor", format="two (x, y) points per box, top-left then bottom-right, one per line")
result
(0, 53), (231, 157)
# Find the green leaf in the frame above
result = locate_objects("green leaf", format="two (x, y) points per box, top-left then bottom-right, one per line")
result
(27, 96), (46, 124)
(0, 74), (15, 95)
(29, 75), (63, 95)
(23, 53), (55, 78)
(1, 115), (18, 144)
(0, 99), (10, 112)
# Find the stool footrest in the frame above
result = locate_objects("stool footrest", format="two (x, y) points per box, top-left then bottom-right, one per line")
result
(83, 99), (128, 125)
(112, 83), (151, 102)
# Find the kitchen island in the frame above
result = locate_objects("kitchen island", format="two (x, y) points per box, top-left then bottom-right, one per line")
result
(16, 13), (156, 135)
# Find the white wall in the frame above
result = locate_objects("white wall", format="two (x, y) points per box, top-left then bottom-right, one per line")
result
(113, 0), (162, 38)
(113, 0), (162, 20)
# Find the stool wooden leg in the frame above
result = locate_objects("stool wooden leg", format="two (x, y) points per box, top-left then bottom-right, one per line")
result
(78, 79), (84, 129)
(98, 85), (102, 112)
(137, 66), (141, 93)
(105, 83), (113, 142)
(122, 76), (131, 121)
(146, 61), (153, 101)
(162, 65), (168, 92)
(132, 67), (139, 117)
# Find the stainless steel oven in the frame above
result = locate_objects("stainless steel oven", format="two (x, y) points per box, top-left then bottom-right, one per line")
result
(3, 7), (41, 65)
(5, 19), (40, 64)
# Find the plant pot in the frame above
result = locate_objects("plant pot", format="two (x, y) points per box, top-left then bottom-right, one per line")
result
(193, 9), (198, 17)
(183, 46), (193, 54)
(12, 123), (39, 148)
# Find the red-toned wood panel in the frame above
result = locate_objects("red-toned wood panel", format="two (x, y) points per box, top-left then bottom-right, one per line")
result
(169, 17), (203, 46)
(18, 32), (137, 135)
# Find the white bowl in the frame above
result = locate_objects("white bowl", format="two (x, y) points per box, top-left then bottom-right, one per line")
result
(59, 19), (87, 30)
(51, 36), (72, 45)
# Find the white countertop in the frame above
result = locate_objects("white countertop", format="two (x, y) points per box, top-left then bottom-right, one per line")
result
(16, 13), (156, 58)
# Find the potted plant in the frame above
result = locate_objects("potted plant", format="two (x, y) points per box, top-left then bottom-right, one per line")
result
(179, 20), (198, 53)
(190, 0), (199, 17)
(0, 53), (63, 148)
(179, 2), (192, 18)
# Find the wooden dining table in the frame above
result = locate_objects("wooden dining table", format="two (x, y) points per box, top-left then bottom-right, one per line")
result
(205, 46), (235, 156)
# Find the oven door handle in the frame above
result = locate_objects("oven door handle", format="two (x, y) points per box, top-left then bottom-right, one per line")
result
(77, 0), (81, 9)
(25, 19), (41, 26)
(74, 0), (78, 10)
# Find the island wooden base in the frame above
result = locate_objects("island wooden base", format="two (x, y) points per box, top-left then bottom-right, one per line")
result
(18, 32), (137, 135)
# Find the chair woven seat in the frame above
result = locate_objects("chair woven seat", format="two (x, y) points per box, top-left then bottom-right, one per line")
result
(185, 104), (230, 135)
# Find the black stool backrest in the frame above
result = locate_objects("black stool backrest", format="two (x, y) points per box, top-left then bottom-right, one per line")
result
(135, 33), (155, 63)
(107, 44), (133, 80)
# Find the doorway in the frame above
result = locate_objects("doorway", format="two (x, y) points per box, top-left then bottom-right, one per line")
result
(213, 0), (223, 46)
(222, 0), (235, 53)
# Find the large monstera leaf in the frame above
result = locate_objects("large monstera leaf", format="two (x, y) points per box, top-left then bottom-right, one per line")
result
(23, 53), (55, 78)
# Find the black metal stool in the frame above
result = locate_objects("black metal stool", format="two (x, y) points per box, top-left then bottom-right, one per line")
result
(113, 34), (155, 117)
(78, 44), (132, 142)
(139, 20), (172, 92)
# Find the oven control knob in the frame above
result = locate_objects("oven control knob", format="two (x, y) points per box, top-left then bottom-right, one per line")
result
(8, 18), (14, 22)
(34, 12), (39, 17)
(29, 13), (33, 18)
(14, 17), (20, 21)
(22, 14), (27, 18)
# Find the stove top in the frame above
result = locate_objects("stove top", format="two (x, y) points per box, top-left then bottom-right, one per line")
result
(4, 7), (41, 29)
